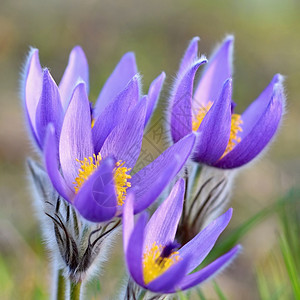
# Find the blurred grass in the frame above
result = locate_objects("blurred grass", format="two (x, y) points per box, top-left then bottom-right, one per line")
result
(0, 0), (299, 299)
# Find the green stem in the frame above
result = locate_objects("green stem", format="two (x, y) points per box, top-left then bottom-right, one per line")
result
(55, 269), (66, 300)
(70, 280), (82, 300)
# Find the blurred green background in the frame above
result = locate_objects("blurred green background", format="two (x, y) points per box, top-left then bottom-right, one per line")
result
(0, 0), (299, 299)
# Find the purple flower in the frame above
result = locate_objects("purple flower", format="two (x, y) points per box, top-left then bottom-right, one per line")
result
(22, 46), (165, 151)
(169, 36), (285, 169)
(43, 80), (195, 222)
(123, 179), (240, 294)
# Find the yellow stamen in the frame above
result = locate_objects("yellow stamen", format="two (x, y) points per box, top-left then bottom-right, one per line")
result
(73, 153), (131, 206)
(192, 101), (213, 131)
(91, 118), (95, 128)
(221, 114), (243, 158)
(143, 242), (181, 284)
(113, 161), (132, 206)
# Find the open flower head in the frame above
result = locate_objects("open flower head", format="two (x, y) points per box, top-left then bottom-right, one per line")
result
(123, 179), (241, 294)
(169, 36), (285, 169)
(43, 78), (196, 222)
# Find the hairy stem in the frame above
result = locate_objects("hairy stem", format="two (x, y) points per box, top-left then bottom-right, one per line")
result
(56, 269), (66, 300)
(70, 281), (82, 300)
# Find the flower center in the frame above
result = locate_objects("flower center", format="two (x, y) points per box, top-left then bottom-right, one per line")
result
(143, 242), (181, 284)
(192, 101), (213, 131)
(220, 114), (243, 158)
(192, 102), (243, 157)
(73, 153), (131, 206)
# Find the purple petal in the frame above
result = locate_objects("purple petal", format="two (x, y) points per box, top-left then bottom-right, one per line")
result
(44, 125), (73, 202)
(24, 48), (43, 148)
(92, 75), (140, 154)
(126, 212), (148, 287)
(178, 37), (200, 76)
(94, 52), (138, 118)
(179, 208), (232, 273)
(144, 179), (184, 250)
(73, 158), (117, 222)
(240, 74), (283, 139)
(215, 84), (284, 169)
(146, 257), (190, 293)
(145, 72), (166, 126)
(59, 46), (89, 110)
(175, 245), (241, 292)
(100, 97), (147, 170)
(59, 83), (94, 190)
(170, 59), (207, 143)
(35, 69), (63, 148)
(131, 133), (196, 213)
(194, 36), (234, 106)
(193, 78), (232, 164)
(123, 193), (135, 251)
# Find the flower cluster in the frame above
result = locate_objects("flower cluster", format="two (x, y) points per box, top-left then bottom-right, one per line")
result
(22, 36), (284, 299)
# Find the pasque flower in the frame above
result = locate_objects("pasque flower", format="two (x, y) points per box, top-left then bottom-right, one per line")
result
(169, 36), (285, 168)
(44, 80), (196, 222)
(23, 46), (182, 223)
(22, 46), (165, 151)
(123, 179), (240, 294)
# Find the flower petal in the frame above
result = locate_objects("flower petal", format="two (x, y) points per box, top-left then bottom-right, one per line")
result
(193, 78), (232, 164)
(179, 208), (232, 273)
(126, 212), (148, 287)
(92, 75), (140, 154)
(73, 157), (117, 222)
(59, 83), (94, 189)
(59, 46), (89, 110)
(194, 35), (234, 106)
(35, 69), (63, 148)
(146, 257), (190, 293)
(144, 179), (185, 249)
(144, 72), (166, 126)
(123, 193), (135, 252)
(24, 48), (43, 148)
(44, 124), (73, 202)
(131, 133), (196, 213)
(178, 37), (200, 77)
(94, 52), (138, 118)
(240, 74), (283, 139)
(100, 96), (147, 169)
(175, 245), (241, 292)
(215, 84), (284, 169)
(170, 59), (207, 143)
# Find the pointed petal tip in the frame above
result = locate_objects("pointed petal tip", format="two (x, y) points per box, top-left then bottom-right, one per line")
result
(226, 207), (233, 219)
(72, 45), (84, 53)
(159, 71), (166, 80)
(197, 56), (208, 65)
(273, 73), (285, 85)
(42, 68), (54, 82)
(224, 34), (234, 43)
(122, 51), (137, 64)
(69, 45), (88, 62)
(192, 36), (200, 42)
(74, 80), (87, 91)
(28, 47), (39, 57)
(218, 35), (234, 55)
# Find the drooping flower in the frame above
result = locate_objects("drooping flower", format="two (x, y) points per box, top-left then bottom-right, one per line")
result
(22, 46), (165, 152)
(123, 179), (240, 294)
(44, 79), (196, 222)
(169, 36), (285, 169)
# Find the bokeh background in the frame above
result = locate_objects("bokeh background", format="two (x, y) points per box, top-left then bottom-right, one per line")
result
(0, 0), (299, 299)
